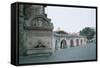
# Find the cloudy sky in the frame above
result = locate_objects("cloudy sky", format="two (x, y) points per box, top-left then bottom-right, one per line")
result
(45, 6), (96, 33)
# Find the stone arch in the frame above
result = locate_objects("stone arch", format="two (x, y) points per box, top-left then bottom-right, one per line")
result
(60, 39), (67, 48)
(76, 39), (79, 46)
(81, 39), (83, 45)
(70, 39), (74, 47)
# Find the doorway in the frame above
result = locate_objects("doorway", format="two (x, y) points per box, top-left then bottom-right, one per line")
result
(60, 39), (67, 48)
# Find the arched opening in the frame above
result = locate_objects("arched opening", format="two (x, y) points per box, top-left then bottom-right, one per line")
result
(76, 39), (79, 46)
(81, 39), (83, 45)
(70, 39), (74, 47)
(60, 39), (67, 48)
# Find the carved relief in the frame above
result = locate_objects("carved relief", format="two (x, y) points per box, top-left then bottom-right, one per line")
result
(34, 40), (46, 48)
(24, 16), (53, 30)
(31, 17), (48, 27)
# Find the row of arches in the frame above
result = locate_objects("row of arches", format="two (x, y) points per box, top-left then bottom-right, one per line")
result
(56, 39), (84, 49)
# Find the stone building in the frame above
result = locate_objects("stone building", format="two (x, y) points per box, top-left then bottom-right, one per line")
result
(19, 4), (87, 56)
(19, 4), (54, 56)
(53, 31), (87, 50)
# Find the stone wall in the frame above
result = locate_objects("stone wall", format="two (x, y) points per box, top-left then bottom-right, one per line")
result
(53, 33), (87, 50)
(19, 4), (54, 56)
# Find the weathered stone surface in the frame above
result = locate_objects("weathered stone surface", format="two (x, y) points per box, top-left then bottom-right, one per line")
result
(53, 33), (87, 50)
(19, 4), (54, 56)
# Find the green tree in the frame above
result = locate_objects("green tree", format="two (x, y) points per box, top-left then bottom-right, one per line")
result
(80, 27), (95, 40)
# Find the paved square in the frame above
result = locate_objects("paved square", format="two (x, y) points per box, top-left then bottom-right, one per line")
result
(19, 42), (96, 64)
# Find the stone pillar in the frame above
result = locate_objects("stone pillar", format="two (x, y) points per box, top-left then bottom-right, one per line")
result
(73, 39), (76, 47)
(57, 38), (61, 50)
(79, 38), (81, 46)
(66, 39), (69, 48)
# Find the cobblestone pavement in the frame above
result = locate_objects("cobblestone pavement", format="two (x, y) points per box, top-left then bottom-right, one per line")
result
(19, 43), (96, 64)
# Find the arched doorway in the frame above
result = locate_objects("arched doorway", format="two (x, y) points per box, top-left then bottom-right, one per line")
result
(70, 39), (74, 47)
(81, 39), (83, 45)
(76, 39), (79, 46)
(60, 39), (67, 48)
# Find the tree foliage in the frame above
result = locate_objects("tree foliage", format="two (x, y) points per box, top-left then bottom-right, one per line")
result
(80, 27), (95, 40)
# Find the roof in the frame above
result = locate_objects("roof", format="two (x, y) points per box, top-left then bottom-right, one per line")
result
(53, 31), (86, 38)
(55, 30), (68, 34)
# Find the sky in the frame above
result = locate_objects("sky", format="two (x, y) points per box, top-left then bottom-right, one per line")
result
(45, 6), (96, 33)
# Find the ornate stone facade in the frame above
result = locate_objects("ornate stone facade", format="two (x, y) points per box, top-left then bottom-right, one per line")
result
(19, 4), (53, 56)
